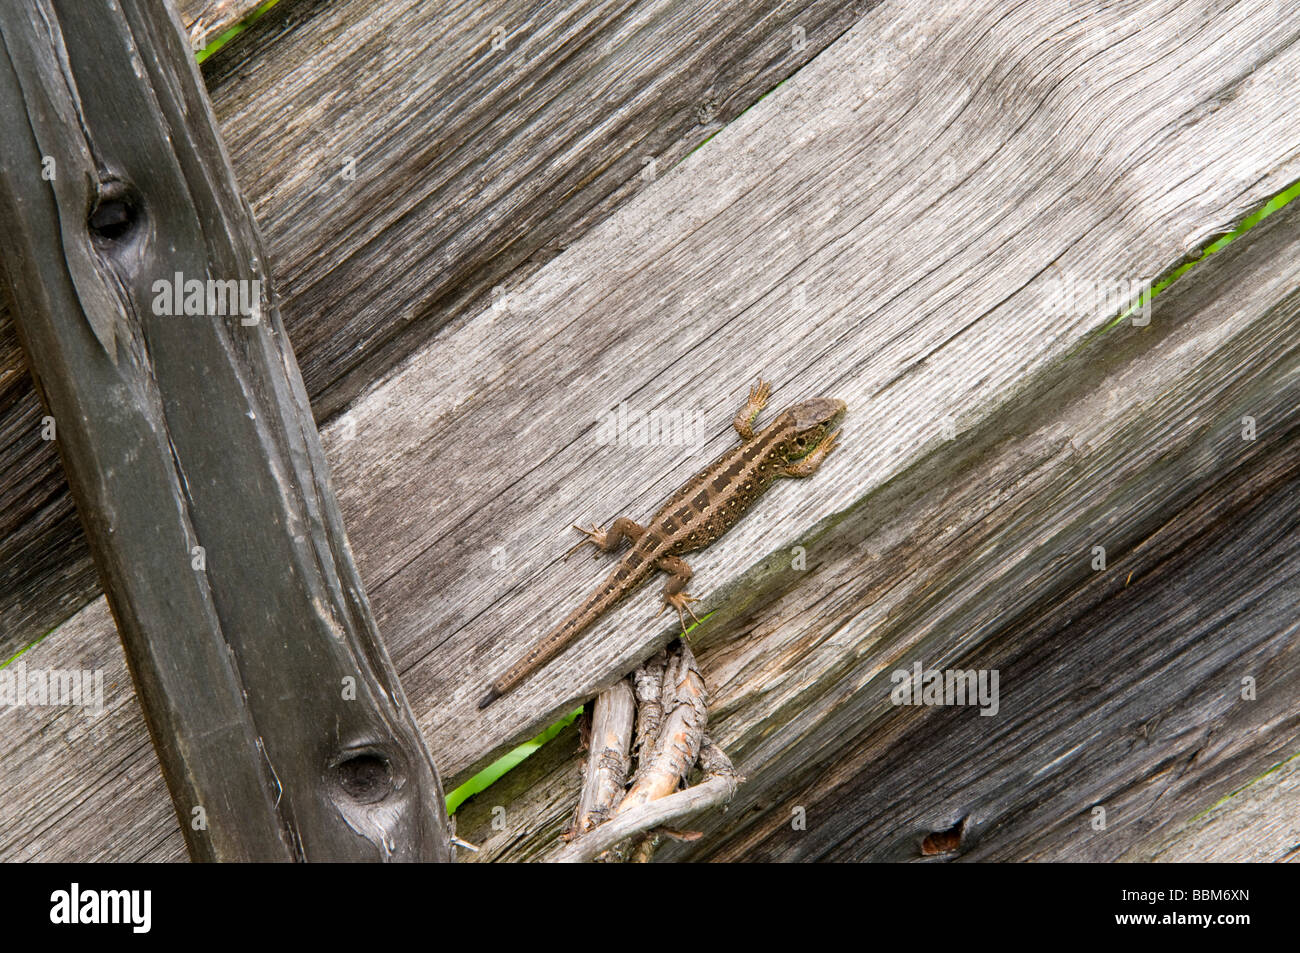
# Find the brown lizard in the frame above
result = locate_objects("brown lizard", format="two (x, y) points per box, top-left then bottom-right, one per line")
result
(478, 379), (845, 709)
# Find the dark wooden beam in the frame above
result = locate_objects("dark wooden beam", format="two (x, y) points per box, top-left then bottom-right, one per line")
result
(0, 0), (451, 861)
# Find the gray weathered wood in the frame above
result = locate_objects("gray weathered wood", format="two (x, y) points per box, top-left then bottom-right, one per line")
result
(0, 0), (869, 660)
(574, 682), (634, 835)
(3, 0), (1300, 860)
(348, 0), (1300, 785)
(697, 465), (1300, 862)
(0, 601), (180, 861)
(454, 193), (1300, 861)
(0, 0), (449, 861)
(1134, 755), (1300, 863)
(177, 0), (266, 53)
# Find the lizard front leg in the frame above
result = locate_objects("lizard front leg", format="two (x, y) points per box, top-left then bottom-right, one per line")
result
(655, 555), (702, 633)
(568, 517), (645, 557)
(732, 377), (771, 441)
(780, 428), (840, 478)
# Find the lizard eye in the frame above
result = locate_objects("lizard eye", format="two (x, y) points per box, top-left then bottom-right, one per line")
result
(796, 437), (807, 447)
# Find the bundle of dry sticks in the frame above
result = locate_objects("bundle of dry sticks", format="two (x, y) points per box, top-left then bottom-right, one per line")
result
(547, 641), (739, 863)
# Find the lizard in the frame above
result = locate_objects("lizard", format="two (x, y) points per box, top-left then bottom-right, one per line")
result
(478, 379), (845, 710)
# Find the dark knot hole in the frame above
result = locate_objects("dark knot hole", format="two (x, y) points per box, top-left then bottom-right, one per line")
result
(334, 752), (394, 805)
(920, 817), (966, 856)
(88, 180), (141, 243)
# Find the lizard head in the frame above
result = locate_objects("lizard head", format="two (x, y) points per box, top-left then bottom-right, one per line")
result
(781, 397), (846, 459)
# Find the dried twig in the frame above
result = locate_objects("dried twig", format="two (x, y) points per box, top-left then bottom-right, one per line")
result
(543, 738), (738, 863)
(618, 642), (708, 811)
(631, 649), (668, 769)
(557, 638), (738, 862)
(695, 737), (737, 785)
(571, 680), (635, 836)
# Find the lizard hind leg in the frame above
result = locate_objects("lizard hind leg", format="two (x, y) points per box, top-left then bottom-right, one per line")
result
(663, 591), (703, 635)
(566, 517), (645, 558)
(655, 555), (702, 634)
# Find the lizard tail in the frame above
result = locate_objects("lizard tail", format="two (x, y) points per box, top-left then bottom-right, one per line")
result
(479, 557), (654, 710)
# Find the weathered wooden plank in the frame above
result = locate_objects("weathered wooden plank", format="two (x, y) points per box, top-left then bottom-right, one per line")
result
(177, 0), (266, 52)
(0, 0), (870, 660)
(458, 193), (1300, 861)
(350, 0), (1300, 782)
(0, 0), (449, 861)
(693, 439), (1300, 862)
(0, 601), (182, 862)
(4, 0), (1300, 860)
(710, 489), (1300, 861)
(1134, 756), (1300, 863)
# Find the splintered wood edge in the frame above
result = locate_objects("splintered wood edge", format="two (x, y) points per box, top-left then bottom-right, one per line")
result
(176, 0), (265, 53)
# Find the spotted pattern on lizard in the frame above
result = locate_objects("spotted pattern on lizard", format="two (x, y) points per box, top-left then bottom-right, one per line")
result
(478, 379), (845, 709)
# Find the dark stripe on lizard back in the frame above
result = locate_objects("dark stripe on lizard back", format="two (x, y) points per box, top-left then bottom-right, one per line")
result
(477, 388), (844, 709)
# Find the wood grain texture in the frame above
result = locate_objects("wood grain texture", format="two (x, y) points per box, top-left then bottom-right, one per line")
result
(455, 192), (1300, 862)
(0, 601), (183, 862)
(693, 433), (1300, 862)
(339, 0), (1300, 784)
(177, 0), (266, 51)
(0, 0), (869, 661)
(1135, 755), (1300, 862)
(4, 0), (1300, 860)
